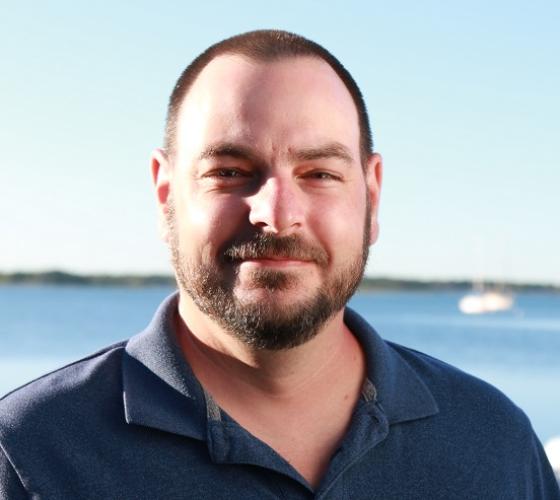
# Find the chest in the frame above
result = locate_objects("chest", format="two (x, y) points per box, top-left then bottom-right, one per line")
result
(215, 391), (361, 488)
(20, 420), (524, 500)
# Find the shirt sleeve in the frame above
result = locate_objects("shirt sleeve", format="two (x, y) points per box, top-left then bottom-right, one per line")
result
(0, 446), (28, 499)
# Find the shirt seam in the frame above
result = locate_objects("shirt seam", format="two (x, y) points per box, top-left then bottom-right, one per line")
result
(0, 440), (30, 497)
(0, 341), (126, 403)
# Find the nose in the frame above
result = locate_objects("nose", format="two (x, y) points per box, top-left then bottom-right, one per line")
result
(247, 176), (304, 234)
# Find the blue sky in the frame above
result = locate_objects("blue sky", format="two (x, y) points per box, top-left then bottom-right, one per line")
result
(1, 0), (558, 284)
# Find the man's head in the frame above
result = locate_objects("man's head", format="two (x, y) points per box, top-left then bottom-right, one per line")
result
(164, 30), (373, 166)
(152, 30), (382, 350)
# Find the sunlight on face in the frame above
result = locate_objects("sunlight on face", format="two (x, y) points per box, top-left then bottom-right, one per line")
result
(165, 56), (378, 349)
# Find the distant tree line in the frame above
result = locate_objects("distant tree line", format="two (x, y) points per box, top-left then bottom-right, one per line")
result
(0, 271), (558, 292)
(0, 271), (174, 287)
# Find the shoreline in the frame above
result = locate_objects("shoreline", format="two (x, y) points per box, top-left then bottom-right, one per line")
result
(1, 271), (558, 293)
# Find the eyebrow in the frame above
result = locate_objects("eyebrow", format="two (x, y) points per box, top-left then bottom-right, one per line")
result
(198, 143), (258, 163)
(288, 142), (354, 164)
(198, 141), (354, 165)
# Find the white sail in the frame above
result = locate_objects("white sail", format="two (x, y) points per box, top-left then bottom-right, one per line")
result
(458, 290), (514, 314)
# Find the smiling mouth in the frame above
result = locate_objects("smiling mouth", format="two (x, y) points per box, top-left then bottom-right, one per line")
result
(222, 234), (329, 267)
(239, 257), (311, 267)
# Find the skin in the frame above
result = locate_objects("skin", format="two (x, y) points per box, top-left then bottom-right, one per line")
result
(151, 54), (382, 488)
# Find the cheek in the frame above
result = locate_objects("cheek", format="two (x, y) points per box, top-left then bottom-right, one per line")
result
(312, 198), (365, 247)
(176, 196), (249, 252)
(330, 193), (369, 248)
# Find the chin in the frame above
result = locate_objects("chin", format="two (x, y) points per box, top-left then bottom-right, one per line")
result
(234, 283), (309, 306)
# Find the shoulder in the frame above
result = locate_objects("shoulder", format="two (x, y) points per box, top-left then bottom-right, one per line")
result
(346, 306), (527, 429)
(386, 340), (536, 450)
(383, 343), (560, 496)
(0, 341), (126, 437)
(389, 341), (519, 411)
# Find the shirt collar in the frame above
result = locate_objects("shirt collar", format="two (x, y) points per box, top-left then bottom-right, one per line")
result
(344, 307), (439, 424)
(123, 292), (207, 440)
(122, 292), (438, 438)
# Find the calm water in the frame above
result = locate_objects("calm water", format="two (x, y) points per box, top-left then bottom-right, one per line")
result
(1, 285), (559, 443)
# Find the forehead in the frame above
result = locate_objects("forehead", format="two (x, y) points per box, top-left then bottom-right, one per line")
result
(175, 55), (361, 161)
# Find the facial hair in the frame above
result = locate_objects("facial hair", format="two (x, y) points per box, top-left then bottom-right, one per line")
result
(167, 197), (371, 351)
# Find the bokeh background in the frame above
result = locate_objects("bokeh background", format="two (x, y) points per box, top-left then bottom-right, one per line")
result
(1, 0), (558, 284)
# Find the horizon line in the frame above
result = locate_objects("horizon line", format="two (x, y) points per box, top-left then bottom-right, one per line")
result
(1, 269), (559, 290)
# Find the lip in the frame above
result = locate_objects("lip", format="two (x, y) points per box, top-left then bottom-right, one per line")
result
(239, 258), (311, 267)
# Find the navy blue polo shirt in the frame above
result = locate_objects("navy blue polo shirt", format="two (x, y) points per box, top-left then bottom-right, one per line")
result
(1, 293), (559, 499)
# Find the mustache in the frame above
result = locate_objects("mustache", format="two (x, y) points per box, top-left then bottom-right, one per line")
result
(223, 234), (328, 267)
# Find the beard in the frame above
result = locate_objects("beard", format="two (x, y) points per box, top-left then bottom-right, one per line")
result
(167, 198), (371, 351)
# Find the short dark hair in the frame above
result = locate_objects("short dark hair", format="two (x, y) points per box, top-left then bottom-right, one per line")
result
(164, 29), (373, 164)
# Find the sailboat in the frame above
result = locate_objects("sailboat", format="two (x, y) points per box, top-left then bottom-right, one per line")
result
(458, 242), (515, 315)
(458, 282), (514, 315)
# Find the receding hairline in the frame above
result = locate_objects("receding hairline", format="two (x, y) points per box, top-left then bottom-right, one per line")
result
(164, 29), (374, 164)
(176, 52), (359, 117)
(184, 51), (342, 88)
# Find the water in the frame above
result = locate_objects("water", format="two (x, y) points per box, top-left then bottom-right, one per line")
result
(1, 285), (559, 443)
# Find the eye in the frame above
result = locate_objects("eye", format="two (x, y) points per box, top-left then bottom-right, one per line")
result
(310, 172), (337, 180)
(302, 170), (343, 182)
(199, 166), (255, 190)
(204, 167), (249, 179)
(215, 168), (244, 177)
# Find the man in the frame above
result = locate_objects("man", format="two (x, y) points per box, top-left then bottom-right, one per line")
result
(0, 30), (558, 499)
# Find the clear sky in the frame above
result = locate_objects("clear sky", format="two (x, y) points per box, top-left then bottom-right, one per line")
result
(1, 0), (558, 284)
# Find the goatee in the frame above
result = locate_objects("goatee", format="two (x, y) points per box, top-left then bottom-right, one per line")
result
(167, 199), (370, 350)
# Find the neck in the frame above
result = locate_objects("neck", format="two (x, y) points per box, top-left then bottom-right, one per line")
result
(175, 292), (362, 400)
(175, 291), (366, 489)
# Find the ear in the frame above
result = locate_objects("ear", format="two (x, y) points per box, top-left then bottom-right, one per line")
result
(150, 148), (172, 242)
(365, 153), (383, 245)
